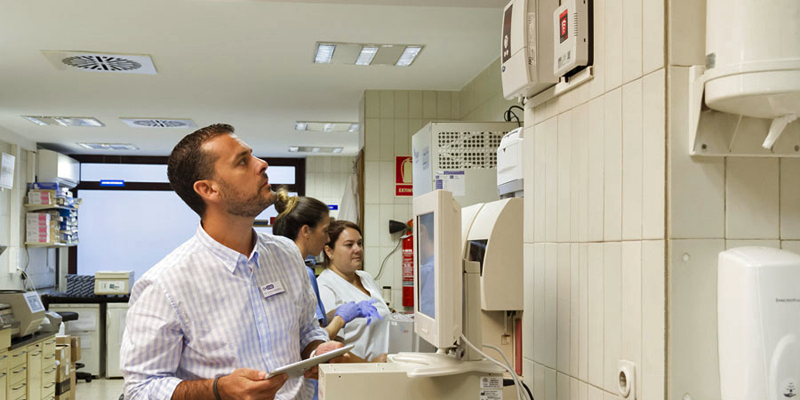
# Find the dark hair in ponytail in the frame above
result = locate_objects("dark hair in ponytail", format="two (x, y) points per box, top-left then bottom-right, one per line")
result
(272, 188), (330, 241)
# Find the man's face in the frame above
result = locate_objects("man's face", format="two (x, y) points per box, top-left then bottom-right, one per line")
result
(203, 133), (274, 218)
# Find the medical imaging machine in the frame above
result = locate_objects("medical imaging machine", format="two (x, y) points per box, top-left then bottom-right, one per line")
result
(318, 190), (527, 400)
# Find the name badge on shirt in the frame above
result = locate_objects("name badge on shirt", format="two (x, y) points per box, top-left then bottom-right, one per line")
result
(260, 281), (285, 299)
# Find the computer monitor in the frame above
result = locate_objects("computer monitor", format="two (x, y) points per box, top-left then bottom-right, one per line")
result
(413, 189), (463, 349)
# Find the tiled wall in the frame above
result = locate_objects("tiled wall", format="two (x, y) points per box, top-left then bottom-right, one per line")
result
(522, 1), (666, 400)
(305, 155), (357, 221)
(666, 1), (800, 400)
(361, 89), (460, 309)
(460, 57), (520, 122)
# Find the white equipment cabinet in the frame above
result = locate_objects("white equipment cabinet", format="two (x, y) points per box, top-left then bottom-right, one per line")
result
(49, 303), (102, 376)
(105, 303), (129, 378)
(411, 122), (518, 208)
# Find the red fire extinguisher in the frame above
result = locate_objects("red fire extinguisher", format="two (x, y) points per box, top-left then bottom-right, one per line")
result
(401, 219), (414, 307)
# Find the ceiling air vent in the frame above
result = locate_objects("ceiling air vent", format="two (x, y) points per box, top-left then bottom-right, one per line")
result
(288, 146), (343, 154)
(77, 142), (139, 151)
(42, 51), (157, 75)
(120, 118), (197, 128)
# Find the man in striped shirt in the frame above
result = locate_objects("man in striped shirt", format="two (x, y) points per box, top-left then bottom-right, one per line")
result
(121, 124), (343, 400)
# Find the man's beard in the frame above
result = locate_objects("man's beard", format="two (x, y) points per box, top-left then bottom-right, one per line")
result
(218, 179), (274, 218)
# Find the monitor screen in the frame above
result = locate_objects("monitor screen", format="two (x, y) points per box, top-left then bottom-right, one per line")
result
(417, 212), (435, 319)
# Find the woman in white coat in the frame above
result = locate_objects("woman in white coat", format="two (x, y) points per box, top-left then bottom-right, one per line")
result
(318, 220), (391, 362)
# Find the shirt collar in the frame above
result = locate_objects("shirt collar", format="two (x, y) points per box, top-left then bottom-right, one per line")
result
(195, 223), (260, 274)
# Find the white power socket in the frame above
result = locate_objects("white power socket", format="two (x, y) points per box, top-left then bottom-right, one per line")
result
(618, 360), (636, 399)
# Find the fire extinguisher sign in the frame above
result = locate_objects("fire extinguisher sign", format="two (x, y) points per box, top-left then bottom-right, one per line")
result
(395, 155), (413, 197)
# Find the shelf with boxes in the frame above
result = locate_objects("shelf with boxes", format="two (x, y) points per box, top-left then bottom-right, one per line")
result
(24, 183), (81, 248)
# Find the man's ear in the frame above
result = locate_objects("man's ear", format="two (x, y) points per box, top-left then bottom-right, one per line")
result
(194, 179), (220, 204)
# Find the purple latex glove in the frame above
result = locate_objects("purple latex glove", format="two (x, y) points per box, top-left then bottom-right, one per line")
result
(334, 301), (362, 323)
(356, 299), (383, 326)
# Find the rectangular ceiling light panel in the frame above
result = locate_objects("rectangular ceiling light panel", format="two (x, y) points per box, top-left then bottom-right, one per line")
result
(314, 42), (424, 67)
(77, 142), (139, 151)
(23, 116), (104, 127)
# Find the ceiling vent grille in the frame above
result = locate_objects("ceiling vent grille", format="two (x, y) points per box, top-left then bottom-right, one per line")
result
(288, 146), (344, 154)
(120, 118), (197, 128)
(77, 142), (139, 151)
(42, 51), (158, 75)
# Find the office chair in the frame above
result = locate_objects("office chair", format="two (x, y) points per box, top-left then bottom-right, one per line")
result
(53, 311), (93, 383)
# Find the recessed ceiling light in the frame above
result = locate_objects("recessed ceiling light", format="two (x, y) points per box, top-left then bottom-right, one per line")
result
(311, 147), (321, 153)
(22, 116), (48, 126)
(355, 46), (379, 66)
(396, 46), (422, 67)
(313, 42), (423, 66)
(315, 44), (335, 64)
(77, 142), (138, 151)
(288, 146), (299, 152)
(288, 146), (344, 154)
(23, 116), (104, 127)
(295, 121), (358, 133)
(333, 147), (343, 153)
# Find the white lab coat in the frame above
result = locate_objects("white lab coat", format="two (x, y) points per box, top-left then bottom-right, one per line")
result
(337, 174), (359, 224)
(317, 269), (390, 360)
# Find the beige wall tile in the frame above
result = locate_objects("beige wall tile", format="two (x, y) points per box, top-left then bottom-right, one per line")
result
(525, 125), (536, 244)
(423, 91), (437, 119)
(545, 366), (557, 400)
(642, 69), (666, 240)
(394, 90), (409, 119)
(604, 89), (623, 241)
(781, 240), (800, 254)
(558, 112), (573, 242)
(570, 244), (580, 376)
(781, 159), (800, 239)
(364, 161), (380, 204)
(546, 117), (560, 242)
(365, 118), (380, 162)
(605, 0), (623, 90)
(436, 91), (452, 119)
(380, 90), (394, 118)
(557, 243), (571, 372)
(668, 67), (725, 238)
(378, 161), (394, 204)
(588, 97), (605, 242)
(726, 158), (779, 239)
(643, 0), (665, 74)
(534, 243), (547, 365)
(603, 242), (621, 392)
(622, 0), (643, 84)
(668, 0), (706, 66)
(365, 90), (380, 118)
(534, 362), (547, 400)
(621, 241), (643, 400)
(535, 122), (548, 242)
(451, 91), (460, 120)
(409, 91), (423, 119)
(579, 244), (589, 381)
(544, 244), (559, 369)
(393, 119), (409, 157)
(725, 239), (780, 250)
(525, 244), (536, 361)
(576, 104), (590, 242)
(622, 80), (644, 240)
(587, 243), (604, 387)
(642, 240), (665, 400)
(557, 372), (571, 400)
(669, 239), (724, 400)
(588, 384), (603, 400)
(379, 119), (395, 161)
(589, 0), (606, 99)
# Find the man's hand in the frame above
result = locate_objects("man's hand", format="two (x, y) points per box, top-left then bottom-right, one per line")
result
(217, 368), (288, 400)
(303, 341), (349, 380)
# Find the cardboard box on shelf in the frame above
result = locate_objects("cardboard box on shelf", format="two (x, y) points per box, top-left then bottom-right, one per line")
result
(55, 344), (71, 400)
(57, 335), (81, 361)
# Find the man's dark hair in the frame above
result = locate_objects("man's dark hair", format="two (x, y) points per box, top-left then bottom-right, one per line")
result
(167, 123), (234, 217)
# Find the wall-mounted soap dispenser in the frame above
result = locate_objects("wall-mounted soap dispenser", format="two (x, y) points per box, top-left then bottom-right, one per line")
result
(718, 247), (800, 400)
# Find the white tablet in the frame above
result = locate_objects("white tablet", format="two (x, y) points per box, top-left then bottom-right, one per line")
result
(266, 344), (355, 379)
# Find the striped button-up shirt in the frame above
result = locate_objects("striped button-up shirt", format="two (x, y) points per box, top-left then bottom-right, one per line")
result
(121, 224), (328, 400)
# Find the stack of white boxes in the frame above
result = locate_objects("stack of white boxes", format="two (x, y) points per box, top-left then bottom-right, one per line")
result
(26, 212), (54, 243)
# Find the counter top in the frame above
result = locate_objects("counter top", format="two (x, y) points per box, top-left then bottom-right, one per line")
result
(10, 331), (56, 350)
